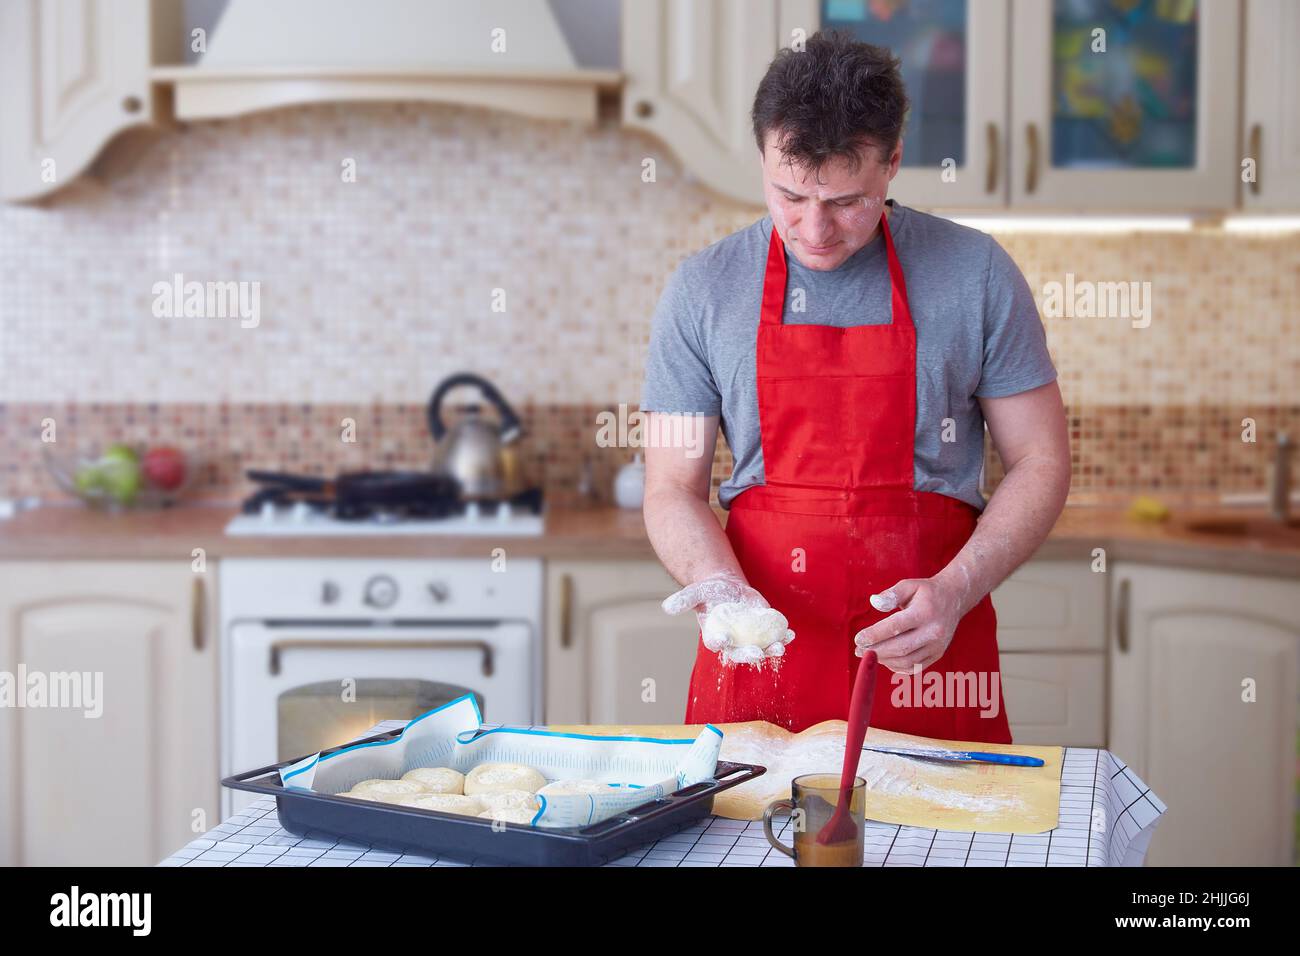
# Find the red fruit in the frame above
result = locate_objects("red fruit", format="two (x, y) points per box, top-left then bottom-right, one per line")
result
(143, 446), (186, 491)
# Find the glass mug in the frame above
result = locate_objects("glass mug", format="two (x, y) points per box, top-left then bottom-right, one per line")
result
(763, 773), (866, 867)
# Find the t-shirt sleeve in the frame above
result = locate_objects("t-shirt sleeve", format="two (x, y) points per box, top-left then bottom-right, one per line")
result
(640, 262), (722, 414)
(974, 238), (1058, 398)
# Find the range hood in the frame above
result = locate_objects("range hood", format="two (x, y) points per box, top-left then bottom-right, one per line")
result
(151, 0), (621, 124)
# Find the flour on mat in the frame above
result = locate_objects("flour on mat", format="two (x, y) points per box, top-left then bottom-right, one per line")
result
(719, 725), (1025, 814)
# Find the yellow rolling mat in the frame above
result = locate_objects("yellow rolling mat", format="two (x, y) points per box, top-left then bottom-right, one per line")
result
(548, 721), (1063, 834)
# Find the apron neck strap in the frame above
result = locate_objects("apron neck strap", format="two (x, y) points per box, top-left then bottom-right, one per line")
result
(760, 206), (912, 329)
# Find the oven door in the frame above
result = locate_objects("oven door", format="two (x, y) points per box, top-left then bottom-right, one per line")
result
(224, 620), (537, 814)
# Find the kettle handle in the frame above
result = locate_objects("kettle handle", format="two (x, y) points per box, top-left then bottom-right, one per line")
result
(427, 372), (523, 443)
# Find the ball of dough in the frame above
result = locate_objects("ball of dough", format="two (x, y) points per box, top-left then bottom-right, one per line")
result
(464, 762), (547, 796)
(479, 806), (537, 824)
(702, 603), (793, 649)
(537, 779), (608, 797)
(400, 767), (465, 794)
(337, 790), (374, 801)
(393, 792), (484, 816)
(350, 779), (426, 797)
(477, 789), (540, 812)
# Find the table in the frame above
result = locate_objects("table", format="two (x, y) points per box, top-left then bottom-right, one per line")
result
(162, 721), (1166, 867)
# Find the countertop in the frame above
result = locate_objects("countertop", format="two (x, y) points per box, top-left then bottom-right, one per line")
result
(2, 499), (1299, 577)
(160, 721), (1163, 867)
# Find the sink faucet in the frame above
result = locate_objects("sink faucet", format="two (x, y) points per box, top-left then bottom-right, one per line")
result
(1272, 432), (1294, 522)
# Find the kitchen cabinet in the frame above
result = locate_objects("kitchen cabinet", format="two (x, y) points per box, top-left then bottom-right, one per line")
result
(545, 556), (1110, 742)
(545, 560), (700, 725)
(0, 561), (218, 866)
(1009, 0), (1240, 210)
(1109, 563), (1300, 866)
(0, 0), (164, 203)
(621, 0), (793, 206)
(803, 0), (1010, 209)
(991, 560), (1108, 745)
(623, 0), (1009, 208)
(0, 0), (615, 201)
(1241, 0), (1300, 209)
(624, 0), (1242, 211)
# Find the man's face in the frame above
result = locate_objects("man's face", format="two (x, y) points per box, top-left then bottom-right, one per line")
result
(760, 132), (901, 272)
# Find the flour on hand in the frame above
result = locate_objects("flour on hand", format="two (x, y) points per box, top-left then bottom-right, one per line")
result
(701, 602), (796, 667)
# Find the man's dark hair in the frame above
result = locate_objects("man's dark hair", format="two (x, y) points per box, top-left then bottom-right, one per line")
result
(752, 30), (909, 172)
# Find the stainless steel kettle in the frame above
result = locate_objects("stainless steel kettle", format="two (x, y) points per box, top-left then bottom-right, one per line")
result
(426, 373), (523, 499)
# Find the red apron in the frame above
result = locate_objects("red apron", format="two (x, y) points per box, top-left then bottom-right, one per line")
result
(683, 213), (1012, 744)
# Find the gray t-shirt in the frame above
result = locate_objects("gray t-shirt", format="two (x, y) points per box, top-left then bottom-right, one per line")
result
(640, 201), (1056, 510)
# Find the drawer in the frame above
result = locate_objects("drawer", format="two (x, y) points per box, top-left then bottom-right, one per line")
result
(992, 560), (1107, 652)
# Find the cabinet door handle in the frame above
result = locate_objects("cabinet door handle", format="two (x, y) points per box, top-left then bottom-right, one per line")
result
(1025, 123), (1040, 195)
(1249, 124), (1262, 195)
(1115, 578), (1130, 654)
(192, 576), (206, 652)
(985, 122), (999, 194)
(559, 573), (575, 648)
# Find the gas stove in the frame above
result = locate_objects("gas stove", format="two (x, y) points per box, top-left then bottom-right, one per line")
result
(224, 468), (545, 536)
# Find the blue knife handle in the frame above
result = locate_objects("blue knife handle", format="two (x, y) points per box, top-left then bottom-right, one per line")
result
(964, 751), (1044, 767)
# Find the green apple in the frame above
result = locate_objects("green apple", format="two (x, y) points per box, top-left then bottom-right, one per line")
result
(97, 446), (141, 504)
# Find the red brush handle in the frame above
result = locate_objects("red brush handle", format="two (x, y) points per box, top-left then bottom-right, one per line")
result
(840, 649), (878, 792)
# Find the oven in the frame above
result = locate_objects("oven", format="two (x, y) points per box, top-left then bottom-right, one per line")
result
(219, 558), (542, 816)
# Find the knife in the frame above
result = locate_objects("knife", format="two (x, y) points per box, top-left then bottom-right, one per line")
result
(863, 745), (1044, 767)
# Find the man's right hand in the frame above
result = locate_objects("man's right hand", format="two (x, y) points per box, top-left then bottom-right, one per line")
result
(661, 570), (769, 636)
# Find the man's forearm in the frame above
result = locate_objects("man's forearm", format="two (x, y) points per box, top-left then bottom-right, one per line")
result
(643, 487), (744, 588)
(933, 453), (1070, 617)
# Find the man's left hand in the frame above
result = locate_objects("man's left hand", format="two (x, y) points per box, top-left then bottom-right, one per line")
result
(852, 575), (970, 672)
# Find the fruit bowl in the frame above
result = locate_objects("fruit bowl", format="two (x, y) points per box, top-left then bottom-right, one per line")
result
(43, 443), (195, 510)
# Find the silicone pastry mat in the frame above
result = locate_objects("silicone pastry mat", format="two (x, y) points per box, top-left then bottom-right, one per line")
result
(548, 721), (1064, 835)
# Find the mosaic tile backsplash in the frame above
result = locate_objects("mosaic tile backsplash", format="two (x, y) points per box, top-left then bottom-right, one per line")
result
(0, 103), (1296, 503)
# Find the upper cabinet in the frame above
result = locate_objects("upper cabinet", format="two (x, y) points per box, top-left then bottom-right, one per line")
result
(0, 0), (161, 202)
(621, 1), (790, 205)
(623, 0), (1011, 208)
(1242, 0), (1300, 208)
(625, 0), (1256, 212)
(7, 0), (1297, 211)
(812, 0), (1010, 209)
(1010, 0), (1239, 210)
(0, 0), (620, 202)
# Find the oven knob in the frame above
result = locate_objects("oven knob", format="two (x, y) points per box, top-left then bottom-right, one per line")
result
(321, 581), (340, 605)
(427, 581), (450, 603)
(363, 574), (399, 609)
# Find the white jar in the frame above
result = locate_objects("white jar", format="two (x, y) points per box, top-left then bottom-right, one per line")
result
(613, 453), (645, 509)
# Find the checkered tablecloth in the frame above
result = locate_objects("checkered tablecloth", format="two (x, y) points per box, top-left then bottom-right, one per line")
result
(163, 722), (1165, 867)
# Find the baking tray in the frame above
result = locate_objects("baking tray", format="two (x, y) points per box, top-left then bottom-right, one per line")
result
(222, 727), (766, 867)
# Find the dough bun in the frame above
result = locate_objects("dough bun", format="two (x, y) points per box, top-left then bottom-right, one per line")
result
(400, 767), (465, 794)
(393, 792), (484, 816)
(477, 788), (540, 812)
(350, 779), (426, 797)
(463, 762), (547, 796)
(479, 806), (538, 824)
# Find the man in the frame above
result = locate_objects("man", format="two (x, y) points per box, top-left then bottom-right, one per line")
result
(640, 32), (1070, 743)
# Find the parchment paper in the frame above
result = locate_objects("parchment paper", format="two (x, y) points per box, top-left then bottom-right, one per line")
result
(278, 696), (722, 828)
(549, 720), (1063, 834)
